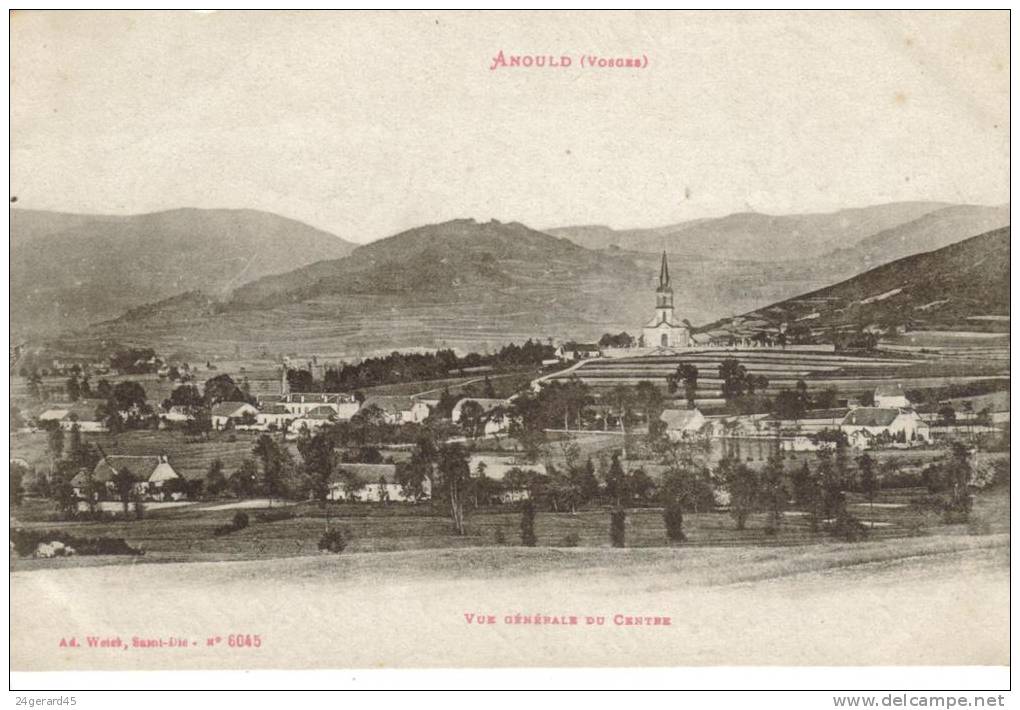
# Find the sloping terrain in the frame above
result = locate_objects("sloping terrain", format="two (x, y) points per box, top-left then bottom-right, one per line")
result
(10, 208), (356, 339)
(706, 227), (1010, 339)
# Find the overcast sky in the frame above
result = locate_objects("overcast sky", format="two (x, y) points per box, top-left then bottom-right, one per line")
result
(10, 10), (1009, 243)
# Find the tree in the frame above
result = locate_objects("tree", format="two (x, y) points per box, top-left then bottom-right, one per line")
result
(165, 384), (204, 410)
(718, 358), (748, 401)
(610, 508), (626, 548)
(65, 375), (81, 402)
(232, 458), (259, 498)
(205, 459), (228, 496)
(760, 453), (787, 535)
(203, 374), (248, 405)
(604, 385), (634, 455)
(627, 468), (655, 503)
(745, 374), (769, 396)
(458, 400), (487, 439)
(26, 370), (43, 400)
(111, 380), (148, 412)
(774, 389), (806, 421)
(938, 404), (957, 424)
(633, 380), (664, 425)
(667, 363), (699, 408)
(296, 430), (337, 502)
(857, 453), (877, 522)
(398, 436), (435, 502)
(722, 458), (759, 530)
(47, 427), (65, 477)
(791, 461), (813, 507)
(520, 499), (537, 546)
(437, 443), (470, 535)
(252, 434), (294, 502)
(603, 451), (628, 506)
(111, 467), (137, 516)
(10, 462), (26, 506)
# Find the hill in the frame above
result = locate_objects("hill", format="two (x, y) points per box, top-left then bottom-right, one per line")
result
(547, 201), (956, 260)
(64, 218), (810, 359)
(704, 227), (1010, 341)
(10, 207), (356, 339)
(811, 203), (1010, 276)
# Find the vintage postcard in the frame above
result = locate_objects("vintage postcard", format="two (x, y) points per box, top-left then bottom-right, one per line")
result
(7, 10), (1010, 679)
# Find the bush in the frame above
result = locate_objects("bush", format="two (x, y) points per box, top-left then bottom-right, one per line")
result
(520, 500), (537, 547)
(664, 501), (686, 543)
(318, 527), (349, 554)
(493, 527), (507, 545)
(610, 508), (626, 548)
(213, 511), (251, 537)
(10, 528), (143, 557)
(561, 532), (580, 548)
(830, 512), (868, 542)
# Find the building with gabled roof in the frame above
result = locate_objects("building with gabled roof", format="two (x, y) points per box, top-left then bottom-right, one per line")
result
(641, 252), (691, 349)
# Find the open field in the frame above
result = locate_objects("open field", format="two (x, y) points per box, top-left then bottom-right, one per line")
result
(9, 532), (1008, 669)
(10, 480), (1009, 568)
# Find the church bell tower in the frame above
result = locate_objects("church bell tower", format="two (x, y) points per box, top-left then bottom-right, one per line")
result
(655, 251), (674, 319)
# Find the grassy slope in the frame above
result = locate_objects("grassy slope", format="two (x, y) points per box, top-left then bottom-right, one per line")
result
(9, 532), (1009, 669)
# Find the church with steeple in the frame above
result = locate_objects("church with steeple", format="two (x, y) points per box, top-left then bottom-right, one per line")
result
(641, 252), (691, 349)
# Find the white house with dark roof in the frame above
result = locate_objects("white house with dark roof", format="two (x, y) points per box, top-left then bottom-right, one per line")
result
(361, 396), (431, 424)
(328, 463), (431, 502)
(287, 406), (338, 437)
(72, 454), (182, 500)
(256, 403), (301, 431)
(210, 401), (259, 429)
(840, 407), (929, 447)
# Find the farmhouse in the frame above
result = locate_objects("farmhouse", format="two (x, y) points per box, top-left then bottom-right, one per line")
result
(73, 454), (183, 500)
(469, 454), (547, 503)
(160, 405), (196, 424)
(210, 401), (259, 429)
(660, 408), (706, 441)
(840, 407), (930, 446)
(361, 396), (431, 424)
(59, 400), (109, 432)
(328, 463), (430, 502)
(555, 343), (601, 361)
(256, 403), (300, 431)
(288, 406), (338, 437)
(641, 252), (691, 349)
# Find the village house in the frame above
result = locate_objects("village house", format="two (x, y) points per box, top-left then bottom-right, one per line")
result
(469, 454), (547, 503)
(287, 406), (338, 437)
(361, 396), (431, 424)
(256, 403), (301, 431)
(59, 400), (109, 432)
(451, 397), (511, 435)
(160, 405), (196, 424)
(210, 401), (259, 430)
(874, 384), (911, 409)
(555, 342), (602, 362)
(660, 408), (706, 441)
(72, 454), (183, 501)
(840, 407), (930, 447)
(327, 463), (430, 502)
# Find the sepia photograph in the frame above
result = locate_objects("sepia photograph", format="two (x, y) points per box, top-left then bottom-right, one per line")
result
(6, 8), (1011, 691)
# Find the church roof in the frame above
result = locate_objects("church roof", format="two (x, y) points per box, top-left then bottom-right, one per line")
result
(657, 251), (672, 292)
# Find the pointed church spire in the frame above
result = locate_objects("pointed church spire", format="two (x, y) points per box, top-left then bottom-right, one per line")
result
(658, 251), (671, 290)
